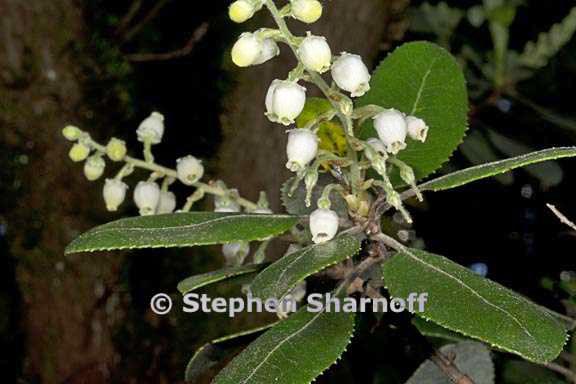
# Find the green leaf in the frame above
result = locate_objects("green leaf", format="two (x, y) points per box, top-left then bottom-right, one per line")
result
(488, 130), (563, 188)
(412, 317), (468, 343)
(178, 264), (267, 295)
(185, 323), (278, 382)
(250, 234), (362, 301)
(419, 147), (576, 193)
(406, 342), (495, 384)
(357, 41), (468, 181)
(65, 212), (299, 254)
(382, 248), (567, 363)
(212, 307), (355, 384)
(460, 130), (514, 185)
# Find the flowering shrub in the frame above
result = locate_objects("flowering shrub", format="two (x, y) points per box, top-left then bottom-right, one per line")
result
(63, 0), (576, 382)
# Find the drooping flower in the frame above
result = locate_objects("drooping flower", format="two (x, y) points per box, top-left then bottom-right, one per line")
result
(373, 109), (408, 155)
(103, 179), (128, 212)
(133, 181), (161, 216)
(405, 115), (429, 143)
(286, 129), (318, 172)
(309, 208), (339, 244)
(265, 80), (307, 125)
(157, 190), (177, 214)
(176, 155), (204, 185)
(137, 112), (165, 144)
(331, 53), (371, 97)
(298, 34), (332, 73)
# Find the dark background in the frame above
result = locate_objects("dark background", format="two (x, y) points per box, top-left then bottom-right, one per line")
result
(0, 0), (575, 382)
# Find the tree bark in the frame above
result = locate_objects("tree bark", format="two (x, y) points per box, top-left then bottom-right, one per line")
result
(0, 1), (121, 382)
(217, 0), (409, 210)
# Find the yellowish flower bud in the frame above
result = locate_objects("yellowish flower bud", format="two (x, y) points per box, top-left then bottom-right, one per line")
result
(69, 143), (90, 162)
(229, 0), (258, 23)
(291, 0), (323, 24)
(106, 138), (127, 161)
(62, 125), (82, 141)
(83, 155), (106, 181)
(231, 32), (263, 67)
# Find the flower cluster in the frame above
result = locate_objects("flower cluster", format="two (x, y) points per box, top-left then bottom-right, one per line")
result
(229, 0), (430, 240)
(60, 113), (260, 219)
(62, 0), (432, 321)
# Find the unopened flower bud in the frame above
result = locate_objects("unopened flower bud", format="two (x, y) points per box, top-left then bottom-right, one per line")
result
(309, 208), (339, 244)
(137, 112), (165, 144)
(103, 179), (128, 211)
(298, 34), (331, 73)
(83, 155), (106, 181)
(176, 155), (204, 185)
(254, 191), (271, 214)
(253, 38), (280, 65)
(106, 138), (127, 161)
(215, 189), (241, 213)
(406, 115), (429, 143)
(373, 109), (407, 155)
(69, 143), (90, 162)
(291, 0), (323, 24)
(265, 80), (307, 125)
(157, 190), (177, 214)
(229, 0), (259, 23)
(223, 242), (250, 265)
(133, 181), (161, 216)
(62, 125), (82, 141)
(286, 129), (318, 172)
(231, 33), (263, 67)
(331, 53), (371, 97)
(399, 165), (416, 186)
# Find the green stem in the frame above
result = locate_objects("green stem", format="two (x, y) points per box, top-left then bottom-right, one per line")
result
(263, 0), (362, 194)
(143, 139), (154, 163)
(83, 135), (258, 210)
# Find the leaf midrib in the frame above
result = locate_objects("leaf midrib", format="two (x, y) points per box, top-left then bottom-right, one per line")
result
(399, 248), (540, 345)
(86, 214), (295, 234)
(410, 57), (440, 115)
(240, 310), (325, 384)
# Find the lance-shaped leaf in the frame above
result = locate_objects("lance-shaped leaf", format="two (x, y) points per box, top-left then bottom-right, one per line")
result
(418, 147), (576, 193)
(250, 234), (362, 301)
(65, 212), (299, 254)
(212, 307), (355, 384)
(382, 248), (567, 363)
(357, 41), (468, 181)
(178, 264), (268, 295)
(185, 322), (278, 382)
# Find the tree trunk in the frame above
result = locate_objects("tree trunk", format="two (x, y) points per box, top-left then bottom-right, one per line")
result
(0, 1), (121, 382)
(217, 0), (409, 210)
